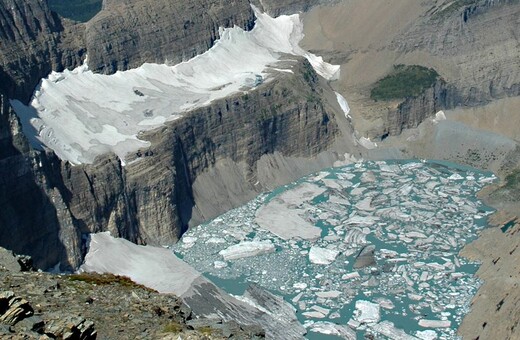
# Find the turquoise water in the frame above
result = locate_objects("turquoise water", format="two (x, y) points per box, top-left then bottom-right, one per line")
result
(172, 160), (496, 339)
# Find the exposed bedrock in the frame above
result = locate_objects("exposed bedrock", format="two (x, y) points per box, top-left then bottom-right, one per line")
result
(0, 0), (85, 101)
(53, 59), (354, 269)
(0, 0), (352, 269)
(88, 0), (326, 74)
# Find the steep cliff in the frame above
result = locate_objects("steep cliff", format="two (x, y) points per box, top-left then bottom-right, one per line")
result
(0, 0), (84, 101)
(394, 0), (520, 106)
(86, 0), (256, 73)
(59, 59), (351, 255)
(86, 0), (327, 74)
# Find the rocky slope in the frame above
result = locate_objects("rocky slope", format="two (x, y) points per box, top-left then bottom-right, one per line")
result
(0, 247), (263, 339)
(302, 0), (520, 139)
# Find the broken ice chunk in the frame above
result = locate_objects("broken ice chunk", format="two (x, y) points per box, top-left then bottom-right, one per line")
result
(302, 311), (326, 319)
(418, 319), (451, 328)
(309, 321), (356, 339)
(219, 240), (275, 260)
(309, 246), (339, 265)
(416, 330), (438, 340)
(354, 300), (380, 324)
(213, 261), (227, 269)
(372, 321), (418, 340)
(315, 291), (342, 299)
(341, 272), (361, 280)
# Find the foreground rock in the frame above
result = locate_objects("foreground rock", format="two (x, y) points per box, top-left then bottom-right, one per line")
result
(0, 247), (262, 339)
(81, 232), (305, 339)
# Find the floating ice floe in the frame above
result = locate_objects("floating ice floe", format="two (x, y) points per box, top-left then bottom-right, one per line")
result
(308, 246), (340, 265)
(308, 321), (356, 339)
(416, 329), (438, 340)
(12, 6), (340, 165)
(219, 240), (275, 260)
(418, 319), (452, 328)
(372, 321), (419, 340)
(354, 300), (381, 324)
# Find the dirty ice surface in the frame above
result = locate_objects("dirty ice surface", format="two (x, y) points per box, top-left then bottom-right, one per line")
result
(173, 160), (496, 339)
(11, 6), (339, 165)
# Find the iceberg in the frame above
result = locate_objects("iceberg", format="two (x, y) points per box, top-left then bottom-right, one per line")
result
(309, 246), (340, 265)
(354, 300), (381, 324)
(219, 240), (275, 260)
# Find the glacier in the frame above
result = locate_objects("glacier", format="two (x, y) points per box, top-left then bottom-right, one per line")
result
(11, 6), (339, 165)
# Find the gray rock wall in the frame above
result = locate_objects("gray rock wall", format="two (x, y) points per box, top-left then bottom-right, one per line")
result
(60, 60), (346, 254)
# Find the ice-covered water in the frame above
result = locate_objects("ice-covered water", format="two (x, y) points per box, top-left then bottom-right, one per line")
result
(173, 160), (496, 339)
(10, 6), (340, 165)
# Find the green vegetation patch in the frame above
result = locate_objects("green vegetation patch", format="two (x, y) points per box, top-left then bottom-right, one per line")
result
(504, 169), (520, 190)
(68, 273), (155, 291)
(370, 64), (439, 101)
(48, 0), (102, 23)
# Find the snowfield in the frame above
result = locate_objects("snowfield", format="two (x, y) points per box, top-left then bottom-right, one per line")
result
(11, 6), (340, 165)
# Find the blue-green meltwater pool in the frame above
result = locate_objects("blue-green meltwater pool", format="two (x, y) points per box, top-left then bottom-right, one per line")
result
(172, 160), (496, 339)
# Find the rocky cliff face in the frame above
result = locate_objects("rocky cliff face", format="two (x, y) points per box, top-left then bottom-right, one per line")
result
(86, 0), (328, 74)
(0, 0), (84, 101)
(59, 59), (347, 254)
(0, 0), (349, 269)
(394, 0), (520, 107)
(86, 0), (256, 73)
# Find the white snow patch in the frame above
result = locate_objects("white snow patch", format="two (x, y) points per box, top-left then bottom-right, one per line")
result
(335, 92), (351, 117)
(219, 240), (275, 260)
(432, 110), (446, 124)
(79, 232), (201, 296)
(358, 137), (378, 150)
(11, 6), (340, 165)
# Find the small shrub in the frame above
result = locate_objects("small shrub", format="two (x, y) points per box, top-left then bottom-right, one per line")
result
(68, 273), (155, 291)
(163, 322), (184, 334)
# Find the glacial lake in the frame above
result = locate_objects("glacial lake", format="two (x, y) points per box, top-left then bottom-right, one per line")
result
(172, 160), (496, 339)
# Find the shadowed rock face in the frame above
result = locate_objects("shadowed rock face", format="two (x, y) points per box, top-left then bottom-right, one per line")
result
(86, 0), (256, 73)
(0, 0), (85, 101)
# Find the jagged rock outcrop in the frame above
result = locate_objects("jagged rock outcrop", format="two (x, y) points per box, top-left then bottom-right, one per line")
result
(0, 291), (33, 325)
(0, 247), (259, 339)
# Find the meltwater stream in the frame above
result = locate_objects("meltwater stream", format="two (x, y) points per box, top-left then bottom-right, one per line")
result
(172, 160), (496, 339)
